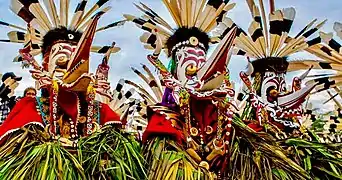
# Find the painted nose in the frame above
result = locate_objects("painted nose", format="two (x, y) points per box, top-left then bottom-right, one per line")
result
(269, 89), (279, 97)
(56, 56), (69, 67)
(186, 64), (197, 76)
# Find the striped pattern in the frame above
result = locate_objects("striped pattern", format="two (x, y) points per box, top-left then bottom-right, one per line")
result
(215, 1), (325, 60)
(127, 64), (164, 105)
(125, 0), (236, 52)
(302, 23), (342, 95)
(107, 79), (148, 132)
(1, 0), (123, 68)
(123, 64), (166, 132)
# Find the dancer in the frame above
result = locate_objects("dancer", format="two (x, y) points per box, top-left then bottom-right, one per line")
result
(126, 0), (238, 178)
(212, 0), (342, 178)
(0, 1), (145, 179)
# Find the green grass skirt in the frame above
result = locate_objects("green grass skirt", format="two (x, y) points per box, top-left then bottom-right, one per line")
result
(143, 117), (342, 179)
(0, 126), (146, 180)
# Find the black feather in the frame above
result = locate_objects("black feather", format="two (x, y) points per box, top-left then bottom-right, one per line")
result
(251, 57), (289, 76)
(42, 27), (82, 56)
(207, 0), (224, 9)
(166, 27), (210, 58)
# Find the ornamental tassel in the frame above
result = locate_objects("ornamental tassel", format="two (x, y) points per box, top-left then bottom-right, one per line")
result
(50, 80), (59, 135)
(179, 89), (191, 146)
(86, 82), (96, 135)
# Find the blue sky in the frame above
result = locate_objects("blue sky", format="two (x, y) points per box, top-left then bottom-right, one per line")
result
(0, 0), (340, 112)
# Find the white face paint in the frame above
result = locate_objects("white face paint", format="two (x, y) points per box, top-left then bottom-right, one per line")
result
(175, 46), (206, 89)
(261, 72), (286, 104)
(48, 42), (77, 79)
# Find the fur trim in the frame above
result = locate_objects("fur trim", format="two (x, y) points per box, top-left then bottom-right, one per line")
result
(42, 27), (82, 56)
(251, 57), (289, 76)
(166, 27), (210, 58)
(103, 121), (122, 126)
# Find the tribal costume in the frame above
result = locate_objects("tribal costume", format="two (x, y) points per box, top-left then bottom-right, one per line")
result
(126, 0), (238, 179)
(127, 0), (342, 179)
(212, 1), (327, 133)
(210, 0), (342, 179)
(0, 1), (145, 179)
(291, 21), (342, 144)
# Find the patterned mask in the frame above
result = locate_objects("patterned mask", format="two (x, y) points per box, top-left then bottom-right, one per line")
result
(174, 46), (206, 89)
(48, 42), (77, 79)
(261, 72), (287, 104)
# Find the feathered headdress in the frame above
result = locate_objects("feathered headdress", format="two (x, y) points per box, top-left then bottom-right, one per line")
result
(213, 0), (325, 75)
(292, 22), (342, 96)
(0, 0), (126, 70)
(125, 0), (237, 93)
(124, 0), (236, 58)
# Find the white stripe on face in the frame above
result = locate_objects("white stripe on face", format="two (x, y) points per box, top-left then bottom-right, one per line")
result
(261, 72), (287, 103)
(175, 46), (206, 89)
(48, 42), (77, 78)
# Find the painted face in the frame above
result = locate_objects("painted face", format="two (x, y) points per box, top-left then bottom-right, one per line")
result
(261, 72), (286, 103)
(47, 42), (77, 79)
(174, 46), (206, 89)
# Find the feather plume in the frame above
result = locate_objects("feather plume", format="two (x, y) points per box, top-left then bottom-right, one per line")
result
(19, 0), (52, 29)
(75, 0), (110, 29)
(70, 0), (88, 30)
(42, 0), (60, 27)
(77, 6), (111, 31)
(7, 31), (26, 43)
(60, 0), (70, 27)
(0, 20), (26, 31)
(141, 64), (164, 102)
(10, 0), (47, 33)
(96, 20), (126, 32)
(125, 79), (158, 104)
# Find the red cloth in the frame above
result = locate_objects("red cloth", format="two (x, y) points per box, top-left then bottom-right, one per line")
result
(100, 103), (121, 125)
(57, 90), (79, 122)
(142, 113), (183, 143)
(142, 98), (218, 144)
(190, 98), (218, 142)
(0, 96), (121, 143)
(56, 90), (121, 125)
(247, 123), (264, 132)
(247, 120), (285, 132)
(0, 97), (43, 141)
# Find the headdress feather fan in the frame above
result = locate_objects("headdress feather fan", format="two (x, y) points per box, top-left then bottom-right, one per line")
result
(124, 0), (236, 56)
(1, 0), (127, 68)
(213, 0), (325, 75)
(294, 22), (342, 93)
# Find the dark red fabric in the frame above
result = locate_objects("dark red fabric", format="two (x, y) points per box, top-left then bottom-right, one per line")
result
(247, 123), (264, 132)
(190, 98), (218, 143)
(56, 90), (121, 125)
(0, 97), (43, 141)
(100, 103), (121, 125)
(57, 90), (79, 122)
(142, 113), (183, 143)
(270, 120), (285, 130)
(248, 121), (285, 132)
(0, 96), (121, 144)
